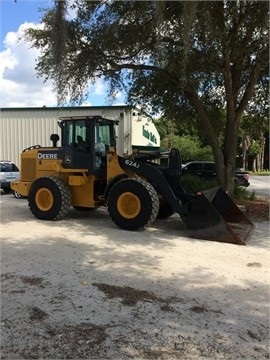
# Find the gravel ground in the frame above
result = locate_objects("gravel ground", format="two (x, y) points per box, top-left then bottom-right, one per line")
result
(1, 192), (269, 359)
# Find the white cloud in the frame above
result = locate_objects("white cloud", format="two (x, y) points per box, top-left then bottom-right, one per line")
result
(91, 78), (106, 96)
(0, 21), (126, 108)
(88, 77), (124, 102)
(0, 22), (57, 107)
(81, 100), (92, 106)
(114, 90), (123, 100)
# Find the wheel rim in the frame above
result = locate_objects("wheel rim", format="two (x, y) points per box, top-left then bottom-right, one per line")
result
(14, 191), (21, 198)
(35, 188), (53, 211)
(117, 192), (141, 219)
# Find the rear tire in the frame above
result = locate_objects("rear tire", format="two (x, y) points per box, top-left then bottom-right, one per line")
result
(28, 176), (71, 220)
(108, 178), (159, 230)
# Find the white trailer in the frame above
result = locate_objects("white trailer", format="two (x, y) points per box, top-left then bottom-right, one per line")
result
(0, 106), (160, 167)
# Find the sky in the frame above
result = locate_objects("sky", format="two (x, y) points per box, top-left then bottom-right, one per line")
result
(0, 0), (124, 108)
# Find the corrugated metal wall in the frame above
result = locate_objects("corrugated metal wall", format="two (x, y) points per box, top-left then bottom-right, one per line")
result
(0, 106), (132, 167)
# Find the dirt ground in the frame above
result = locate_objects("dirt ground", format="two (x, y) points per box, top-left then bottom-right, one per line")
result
(235, 197), (269, 221)
(1, 192), (269, 359)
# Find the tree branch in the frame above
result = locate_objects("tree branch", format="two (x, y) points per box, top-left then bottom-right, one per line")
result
(237, 49), (269, 117)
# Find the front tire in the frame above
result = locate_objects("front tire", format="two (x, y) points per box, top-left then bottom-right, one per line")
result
(107, 178), (159, 230)
(28, 176), (71, 220)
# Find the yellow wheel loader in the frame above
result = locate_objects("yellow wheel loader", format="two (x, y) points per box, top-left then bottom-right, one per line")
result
(11, 115), (254, 245)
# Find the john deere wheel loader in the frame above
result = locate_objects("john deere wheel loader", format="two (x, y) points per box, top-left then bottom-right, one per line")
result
(11, 115), (254, 245)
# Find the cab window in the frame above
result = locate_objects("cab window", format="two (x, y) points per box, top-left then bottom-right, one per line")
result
(65, 120), (88, 152)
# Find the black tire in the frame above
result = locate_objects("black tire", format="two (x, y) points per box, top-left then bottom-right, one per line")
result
(28, 176), (71, 220)
(157, 201), (175, 219)
(107, 178), (159, 230)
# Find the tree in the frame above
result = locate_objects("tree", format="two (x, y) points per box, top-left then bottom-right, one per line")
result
(25, 1), (269, 195)
(155, 117), (213, 161)
(172, 135), (213, 162)
(241, 116), (268, 172)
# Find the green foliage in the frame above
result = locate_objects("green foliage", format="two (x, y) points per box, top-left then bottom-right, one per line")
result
(156, 117), (214, 161)
(181, 174), (217, 193)
(173, 135), (200, 161)
(248, 140), (263, 155)
(233, 186), (256, 201)
(24, 1), (268, 111)
(181, 175), (257, 202)
(154, 117), (177, 141)
(241, 114), (269, 138)
(172, 135), (213, 162)
(250, 171), (270, 176)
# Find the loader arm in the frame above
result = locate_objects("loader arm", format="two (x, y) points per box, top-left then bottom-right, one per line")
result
(118, 154), (193, 217)
(118, 149), (255, 245)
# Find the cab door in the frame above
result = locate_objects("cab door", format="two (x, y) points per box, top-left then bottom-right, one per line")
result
(61, 119), (93, 171)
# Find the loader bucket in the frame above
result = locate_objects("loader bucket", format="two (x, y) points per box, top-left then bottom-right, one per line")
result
(185, 187), (255, 245)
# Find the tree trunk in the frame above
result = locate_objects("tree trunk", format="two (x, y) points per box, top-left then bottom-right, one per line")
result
(185, 88), (227, 190)
(241, 134), (250, 170)
(223, 112), (239, 195)
(221, 46), (245, 195)
(260, 132), (265, 171)
(168, 119), (174, 150)
(252, 158), (257, 172)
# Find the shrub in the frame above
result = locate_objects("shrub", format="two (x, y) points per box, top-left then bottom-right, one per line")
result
(181, 174), (257, 202)
(181, 174), (217, 193)
(234, 186), (256, 200)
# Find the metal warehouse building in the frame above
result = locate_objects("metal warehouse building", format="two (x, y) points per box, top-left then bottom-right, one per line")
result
(1, 106), (160, 167)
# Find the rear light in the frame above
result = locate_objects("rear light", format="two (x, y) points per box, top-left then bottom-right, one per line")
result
(244, 173), (249, 180)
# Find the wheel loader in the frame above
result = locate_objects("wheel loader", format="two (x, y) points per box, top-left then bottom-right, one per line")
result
(11, 115), (254, 245)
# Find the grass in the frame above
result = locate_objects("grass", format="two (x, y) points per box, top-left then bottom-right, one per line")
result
(250, 171), (270, 176)
(233, 186), (256, 201)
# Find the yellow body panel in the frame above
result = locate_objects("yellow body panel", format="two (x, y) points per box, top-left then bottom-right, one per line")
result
(107, 150), (126, 182)
(11, 181), (31, 197)
(71, 182), (98, 207)
(11, 147), (126, 208)
(69, 175), (87, 186)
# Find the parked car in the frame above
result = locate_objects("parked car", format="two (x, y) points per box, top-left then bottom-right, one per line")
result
(0, 161), (20, 194)
(181, 161), (250, 187)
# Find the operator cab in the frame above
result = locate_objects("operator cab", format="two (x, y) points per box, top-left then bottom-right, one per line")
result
(57, 116), (117, 174)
